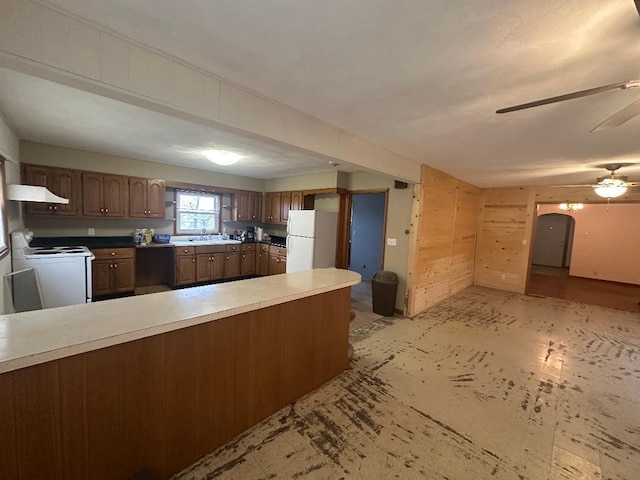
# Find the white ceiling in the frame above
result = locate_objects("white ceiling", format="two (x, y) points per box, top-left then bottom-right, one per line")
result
(0, 68), (363, 179)
(6, 0), (640, 186)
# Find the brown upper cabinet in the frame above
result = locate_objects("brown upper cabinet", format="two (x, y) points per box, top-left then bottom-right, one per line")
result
(264, 192), (282, 223)
(129, 177), (166, 218)
(22, 164), (81, 216)
(82, 172), (126, 217)
(232, 191), (262, 222)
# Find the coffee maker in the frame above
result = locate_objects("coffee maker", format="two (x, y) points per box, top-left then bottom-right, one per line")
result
(245, 226), (256, 242)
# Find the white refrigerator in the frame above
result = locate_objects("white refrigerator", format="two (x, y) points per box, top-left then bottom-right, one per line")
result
(286, 210), (338, 273)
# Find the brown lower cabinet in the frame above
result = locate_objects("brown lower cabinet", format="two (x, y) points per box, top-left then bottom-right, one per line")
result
(257, 243), (269, 276)
(92, 248), (135, 296)
(174, 246), (196, 286)
(240, 243), (256, 276)
(269, 245), (287, 275)
(195, 245), (225, 282)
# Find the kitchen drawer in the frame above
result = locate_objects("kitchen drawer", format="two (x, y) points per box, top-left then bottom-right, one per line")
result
(241, 243), (255, 252)
(269, 245), (287, 256)
(259, 243), (269, 253)
(225, 244), (241, 253)
(195, 245), (226, 254)
(92, 247), (135, 260)
(175, 246), (196, 256)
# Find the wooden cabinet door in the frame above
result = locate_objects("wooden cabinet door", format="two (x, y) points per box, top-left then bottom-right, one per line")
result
(280, 191), (292, 224)
(23, 165), (51, 215)
(271, 192), (282, 223)
(224, 252), (241, 278)
(263, 193), (273, 222)
(241, 251), (255, 276)
(51, 169), (80, 216)
(103, 175), (126, 217)
(128, 177), (148, 218)
(92, 260), (113, 296)
(82, 172), (104, 216)
(249, 192), (262, 221)
(211, 253), (224, 280)
(146, 179), (165, 218)
(257, 250), (269, 276)
(195, 253), (212, 282)
(176, 256), (196, 285)
(278, 255), (287, 275)
(112, 257), (135, 293)
(290, 191), (303, 211)
(268, 254), (280, 276)
(235, 192), (250, 221)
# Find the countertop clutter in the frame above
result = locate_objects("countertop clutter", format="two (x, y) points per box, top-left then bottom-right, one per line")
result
(0, 268), (361, 374)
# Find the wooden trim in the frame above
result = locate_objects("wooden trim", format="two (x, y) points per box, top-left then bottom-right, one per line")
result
(335, 192), (350, 269)
(405, 182), (422, 317)
(301, 187), (348, 196)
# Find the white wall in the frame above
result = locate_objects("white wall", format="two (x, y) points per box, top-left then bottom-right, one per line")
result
(0, 112), (23, 313)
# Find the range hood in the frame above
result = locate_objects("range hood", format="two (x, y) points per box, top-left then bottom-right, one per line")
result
(6, 184), (69, 204)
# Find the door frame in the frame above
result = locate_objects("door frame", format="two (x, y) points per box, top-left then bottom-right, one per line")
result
(339, 189), (389, 275)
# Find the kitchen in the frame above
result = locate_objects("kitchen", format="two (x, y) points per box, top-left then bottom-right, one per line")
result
(7, 140), (402, 310)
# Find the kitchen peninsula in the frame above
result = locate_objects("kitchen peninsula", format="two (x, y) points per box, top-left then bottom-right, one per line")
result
(0, 268), (360, 480)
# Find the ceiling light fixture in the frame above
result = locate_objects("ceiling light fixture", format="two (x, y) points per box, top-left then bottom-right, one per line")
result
(558, 203), (584, 213)
(593, 178), (628, 199)
(203, 150), (242, 166)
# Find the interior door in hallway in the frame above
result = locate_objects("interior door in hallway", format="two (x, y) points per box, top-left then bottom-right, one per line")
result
(532, 213), (574, 267)
(349, 192), (386, 280)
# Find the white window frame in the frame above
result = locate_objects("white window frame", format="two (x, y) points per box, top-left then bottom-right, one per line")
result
(175, 190), (221, 235)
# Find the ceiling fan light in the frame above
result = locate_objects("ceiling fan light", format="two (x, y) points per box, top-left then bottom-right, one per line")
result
(202, 150), (242, 166)
(594, 184), (627, 198)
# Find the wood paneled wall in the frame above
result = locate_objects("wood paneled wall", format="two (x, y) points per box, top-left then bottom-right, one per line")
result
(406, 165), (481, 316)
(0, 289), (351, 480)
(474, 185), (640, 294)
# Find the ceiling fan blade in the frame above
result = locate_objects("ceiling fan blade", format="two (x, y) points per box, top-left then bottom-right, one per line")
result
(548, 184), (595, 188)
(590, 97), (640, 132)
(496, 81), (637, 114)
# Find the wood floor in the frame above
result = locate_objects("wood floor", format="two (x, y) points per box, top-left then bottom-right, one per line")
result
(527, 265), (640, 313)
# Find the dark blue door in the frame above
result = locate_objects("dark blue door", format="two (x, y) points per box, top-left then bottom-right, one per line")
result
(349, 192), (386, 280)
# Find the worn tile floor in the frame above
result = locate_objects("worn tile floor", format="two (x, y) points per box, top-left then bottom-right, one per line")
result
(173, 286), (640, 480)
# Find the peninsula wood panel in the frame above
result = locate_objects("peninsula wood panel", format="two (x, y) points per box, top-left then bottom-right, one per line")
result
(0, 289), (350, 480)
(406, 165), (481, 316)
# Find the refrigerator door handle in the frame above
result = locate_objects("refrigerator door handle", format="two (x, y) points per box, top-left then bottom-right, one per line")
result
(286, 234), (291, 252)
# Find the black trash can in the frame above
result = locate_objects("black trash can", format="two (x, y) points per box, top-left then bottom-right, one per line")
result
(371, 270), (399, 317)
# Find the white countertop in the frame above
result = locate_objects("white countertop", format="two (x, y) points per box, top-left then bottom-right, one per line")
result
(0, 268), (360, 374)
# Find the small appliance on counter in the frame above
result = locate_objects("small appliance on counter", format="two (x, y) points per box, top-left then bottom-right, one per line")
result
(244, 226), (256, 242)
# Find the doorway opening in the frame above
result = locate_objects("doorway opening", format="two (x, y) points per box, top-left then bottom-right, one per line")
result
(348, 191), (387, 314)
(530, 212), (575, 277)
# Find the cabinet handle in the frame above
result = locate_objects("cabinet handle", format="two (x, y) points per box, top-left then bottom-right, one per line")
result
(226, 256), (230, 260)
(242, 254), (245, 258)
(53, 205), (58, 212)
(109, 263), (113, 268)
(183, 249), (189, 253)
(111, 252), (116, 256)
(192, 258), (195, 263)
(114, 263), (118, 268)
(100, 207), (104, 213)
(105, 208), (109, 214)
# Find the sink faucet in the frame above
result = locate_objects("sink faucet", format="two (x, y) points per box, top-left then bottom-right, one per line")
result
(198, 228), (209, 240)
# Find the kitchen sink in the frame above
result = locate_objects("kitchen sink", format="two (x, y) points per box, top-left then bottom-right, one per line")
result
(171, 239), (242, 246)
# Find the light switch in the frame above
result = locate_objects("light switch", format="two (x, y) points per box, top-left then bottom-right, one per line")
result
(88, 228), (95, 236)
(387, 238), (397, 246)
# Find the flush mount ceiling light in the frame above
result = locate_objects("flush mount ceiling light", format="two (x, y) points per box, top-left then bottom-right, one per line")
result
(202, 150), (242, 166)
(593, 178), (628, 198)
(559, 203), (584, 213)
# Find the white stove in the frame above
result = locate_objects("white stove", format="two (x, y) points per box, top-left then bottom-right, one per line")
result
(11, 230), (94, 309)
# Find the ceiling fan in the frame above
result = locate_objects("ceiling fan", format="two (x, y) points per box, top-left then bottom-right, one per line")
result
(496, 80), (640, 132)
(553, 163), (640, 198)
(497, 1), (640, 132)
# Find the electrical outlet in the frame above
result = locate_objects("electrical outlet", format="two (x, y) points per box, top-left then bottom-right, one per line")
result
(387, 238), (397, 246)
(88, 228), (95, 236)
